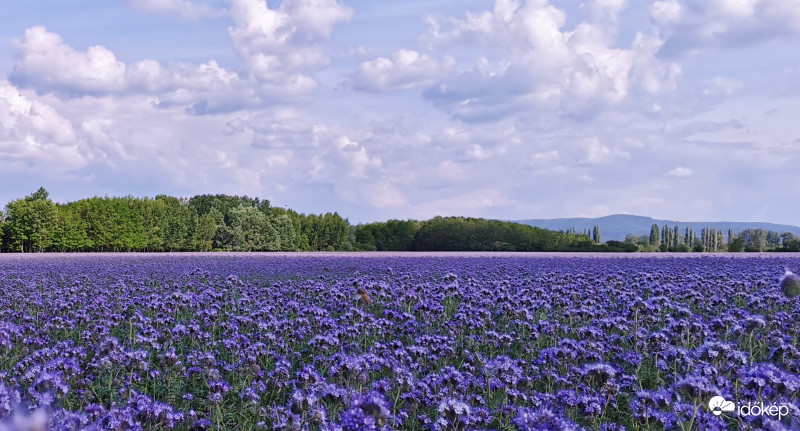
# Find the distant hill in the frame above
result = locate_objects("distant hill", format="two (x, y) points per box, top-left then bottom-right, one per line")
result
(513, 214), (800, 242)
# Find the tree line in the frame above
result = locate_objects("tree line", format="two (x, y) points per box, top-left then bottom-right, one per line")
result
(353, 218), (634, 252)
(622, 223), (800, 252)
(0, 188), (349, 252)
(2, 188), (797, 253)
(1, 188), (633, 253)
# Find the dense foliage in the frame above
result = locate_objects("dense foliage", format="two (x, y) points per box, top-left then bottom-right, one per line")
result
(629, 225), (800, 253)
(0, 189), (606, 253)
(0, 189), (350, 253)
(2, 188), (797, 253)
(0, 254), (798, 430)
(353, 217), (612, 252)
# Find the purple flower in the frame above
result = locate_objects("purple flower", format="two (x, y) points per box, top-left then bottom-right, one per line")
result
(435, 398), (470, 431)
(339, 391), (391, 431)
(513, 407), (580, 431)
(673, 375), (720, 401)
(29, 371), (68, 406)
(289, 389), (318, 414)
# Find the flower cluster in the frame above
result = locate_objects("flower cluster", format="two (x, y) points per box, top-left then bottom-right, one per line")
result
(0, 254), (798, 430)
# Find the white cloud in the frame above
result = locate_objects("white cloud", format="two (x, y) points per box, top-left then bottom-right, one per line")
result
(11, 27), (232, 96)
(436, 160), (463, 179)
(529, 150), (567, 175)
(700, 77), (743, 98)
(364, 181), (408, 208)
(651, 0), (800, 54)
(582, 0), (628, 25)
(127, 0), (226, 20)
(649, 0), (682, 26)
(338, 137), (383, 179)
(228, 110), (317, 149)
(11, 27), (127, 94)
(466, 143), (507, 160)
(228, 0), (352, 81)
(582, 137), (614, 164)
(308, 135), (383, 182)
(10, 26), (317, 112)
(629, 32), (682, 95)
(351, 50), (453, 92)
(667, 166), (692, 177)
(2, 0), (800, 225)
(423, 0), (681, 120)
(0, 81), (86, 173)
(265, 150), (291, 167)
(80, 119), (135, 163)
(529, 149), (559, 166)
(414, 189), (517, 219)
(524, 137), (626, 178)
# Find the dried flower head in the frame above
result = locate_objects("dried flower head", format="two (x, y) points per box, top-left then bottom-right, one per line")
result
(780, 269), (800, 298)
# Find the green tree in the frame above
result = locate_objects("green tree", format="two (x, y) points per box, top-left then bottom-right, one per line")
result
(4, 199), (30, 252)
(208, 207), (235, 250)
(354, 224), (378, 251)
(141, 197), (168, 251)
(270, 213), (296, 251)
(297, 212), (351, 251)
(0, 210), (4, 251)
(592, 225), (602, 244)
(781, 239), (800, 252)
(113, 197), (147, 251)
(780, 232), (798, 249)
(196, 213), (217, 252)
(739, 228), (767, 251)
(4, 187), (57, 252)
(766, 231), (782, 249)
(355, 219), (418, 251)
(157, 196), (196, 251)
(672, 225), (680, 250)
(410, 216), (590, 252)
(693, 238), (705, 252)
(661, 225), (672, 251)
(228, 206), (276, 251)
(51, 203), (93, 251)
(728, 238), (744, 252)
(649, 224), (660, 248)
(28, 189), (57, 252)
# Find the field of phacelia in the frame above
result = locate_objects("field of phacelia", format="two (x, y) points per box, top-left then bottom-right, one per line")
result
(1, 253), (799, 431)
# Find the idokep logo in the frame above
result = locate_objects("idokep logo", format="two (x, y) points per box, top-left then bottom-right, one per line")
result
(708, 396), (735, 416)
(708, 396), (791, 421)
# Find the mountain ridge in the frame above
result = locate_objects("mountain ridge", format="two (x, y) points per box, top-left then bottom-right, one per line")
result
(512, 214), (800, 242)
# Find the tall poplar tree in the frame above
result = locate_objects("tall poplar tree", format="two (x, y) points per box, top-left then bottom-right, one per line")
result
(649, 224), (660, 247)
(672, 225), (680, 250)
(592, 225), (601, 244)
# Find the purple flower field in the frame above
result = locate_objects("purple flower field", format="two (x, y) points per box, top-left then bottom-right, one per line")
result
(0, 254), (799, 431)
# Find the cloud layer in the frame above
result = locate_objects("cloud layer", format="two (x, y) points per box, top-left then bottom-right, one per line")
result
(1, 0), (800, 224)
(651, 0), (800, 54)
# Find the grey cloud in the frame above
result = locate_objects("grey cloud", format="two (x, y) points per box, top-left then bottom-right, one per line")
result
(651, 0), (800, 56)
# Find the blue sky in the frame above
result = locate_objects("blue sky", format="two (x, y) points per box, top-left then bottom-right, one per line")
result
(1, 0), (799, 224)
